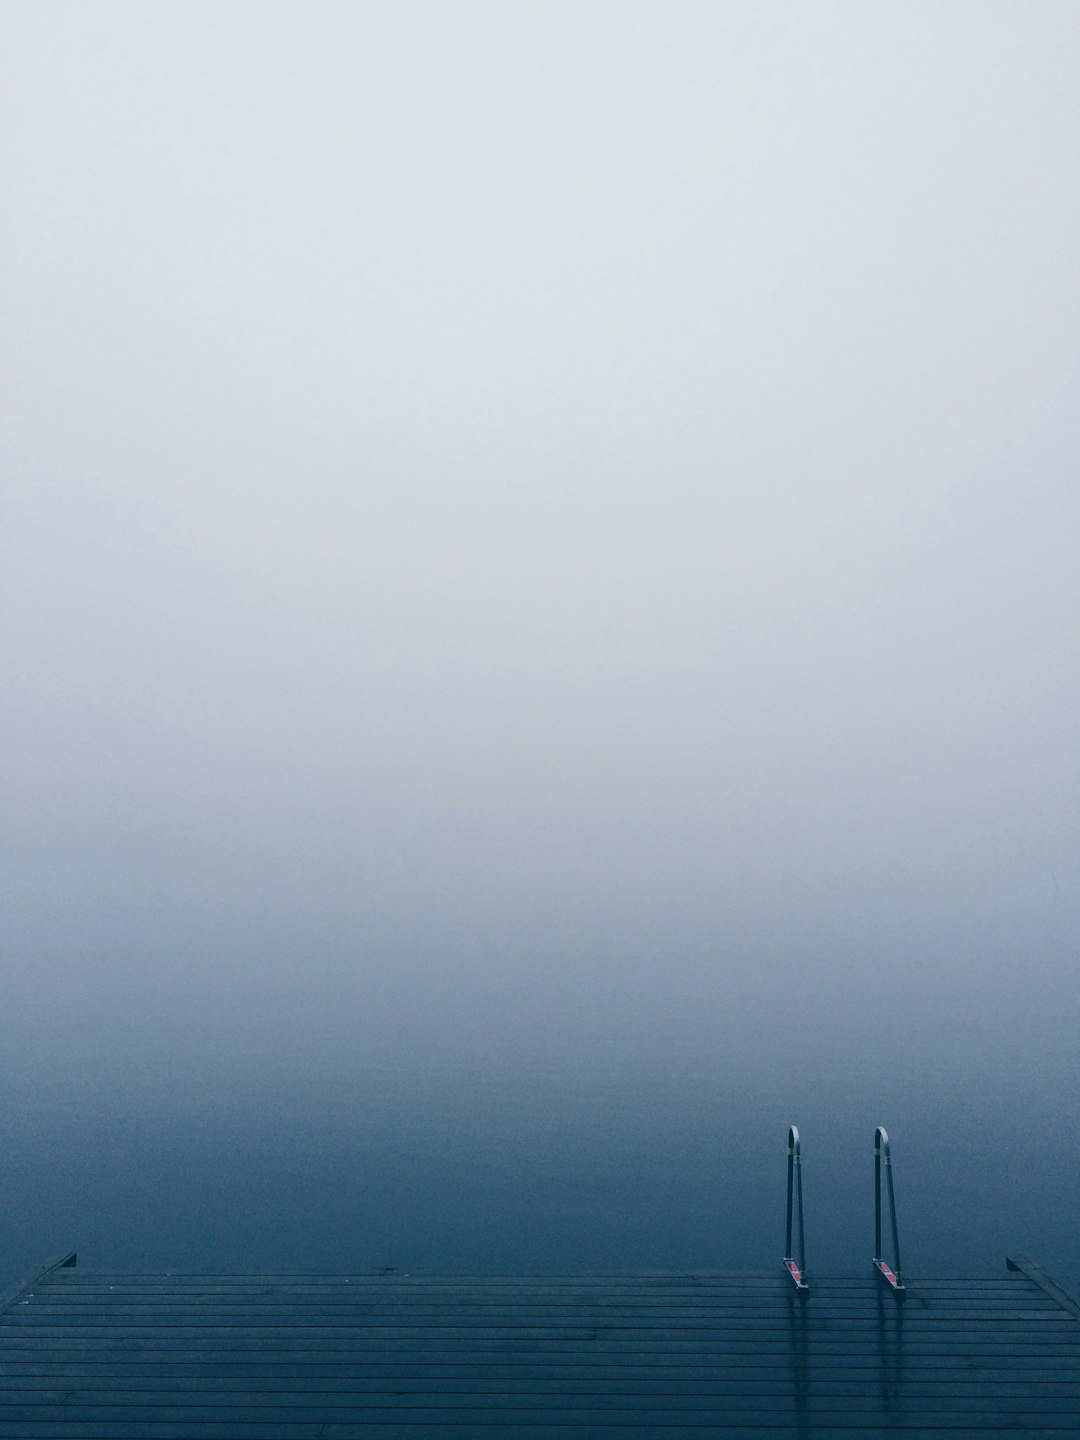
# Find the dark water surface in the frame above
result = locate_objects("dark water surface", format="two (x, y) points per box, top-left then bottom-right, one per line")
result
(3, 905), (1077, 1297)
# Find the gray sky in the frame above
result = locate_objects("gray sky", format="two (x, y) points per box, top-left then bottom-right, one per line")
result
(2, 2), (1079, 1081)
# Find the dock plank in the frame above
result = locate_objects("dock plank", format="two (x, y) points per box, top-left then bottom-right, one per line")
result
(0, 1264), (1075, 1435)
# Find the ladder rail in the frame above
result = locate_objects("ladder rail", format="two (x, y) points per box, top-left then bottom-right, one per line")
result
(783, 1125), (808, 1291)
(873, 1126), (905, 1292)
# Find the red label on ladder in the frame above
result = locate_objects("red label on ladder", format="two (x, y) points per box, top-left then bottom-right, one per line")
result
(875, 1260), (902, 1289)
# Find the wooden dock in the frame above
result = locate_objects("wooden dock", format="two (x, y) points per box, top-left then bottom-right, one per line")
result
(0, 1254), (1077, 1436)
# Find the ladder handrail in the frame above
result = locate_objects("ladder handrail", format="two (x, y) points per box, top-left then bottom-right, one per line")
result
(783, 1125), (808, 1291)
(873, 1126), (905, 1292)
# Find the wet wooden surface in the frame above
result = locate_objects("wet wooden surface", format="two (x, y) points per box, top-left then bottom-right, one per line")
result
(0, 1258), (1076, 1436)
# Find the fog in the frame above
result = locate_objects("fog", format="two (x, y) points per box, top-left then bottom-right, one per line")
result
(2, 2), (1079, 1289)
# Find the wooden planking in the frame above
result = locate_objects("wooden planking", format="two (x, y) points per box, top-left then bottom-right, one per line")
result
(41, 1277), (1059, 1289)
(7, 1318), (1066, 1336)
(19, 1290), (1065, 1301)
(24, 1296), (1055, 1317)
(12, 1306), (999, 1319)
(0, 1405), (1079, 1429)
(6, 1306), (1068, 1322)
(0, 1422), (1077, 1434)
(4, 1306), (1073, 1323)
(4, 1332), (1076, 1352)
(4, 1330), (1077, 1353)
(19, 1282), (1058, 1295)
(1, 1399), (1080, 1421)
(1, 1374), (1080, 1394)
(3, 1355), (1079, 1379)
(1, 1388), (1080, 1411)
(41, 1282), (1048, 1295)
(21, 1300), (1063, 1314)
(28, 1280), (1067, 1293)
(11, 1301), (955, 1314)
(0, 1265), (1077, 1436)
(0, 1422), (1065, 1434)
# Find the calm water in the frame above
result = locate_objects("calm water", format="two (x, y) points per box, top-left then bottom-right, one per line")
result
(6, 0), (1079, 1352)
(3, 905), (1077, 1296)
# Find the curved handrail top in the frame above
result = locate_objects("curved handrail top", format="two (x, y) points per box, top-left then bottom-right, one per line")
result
(788, 1125), (801, 1153)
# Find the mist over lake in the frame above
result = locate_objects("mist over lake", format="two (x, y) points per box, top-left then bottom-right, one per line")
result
(2, 2), (1078, 1298)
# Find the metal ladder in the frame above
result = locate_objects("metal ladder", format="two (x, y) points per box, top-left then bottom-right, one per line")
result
(782, 1125), (905, 1293)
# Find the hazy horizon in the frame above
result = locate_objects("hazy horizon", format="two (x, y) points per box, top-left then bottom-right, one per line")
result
(2, 2), (1079, 1290)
